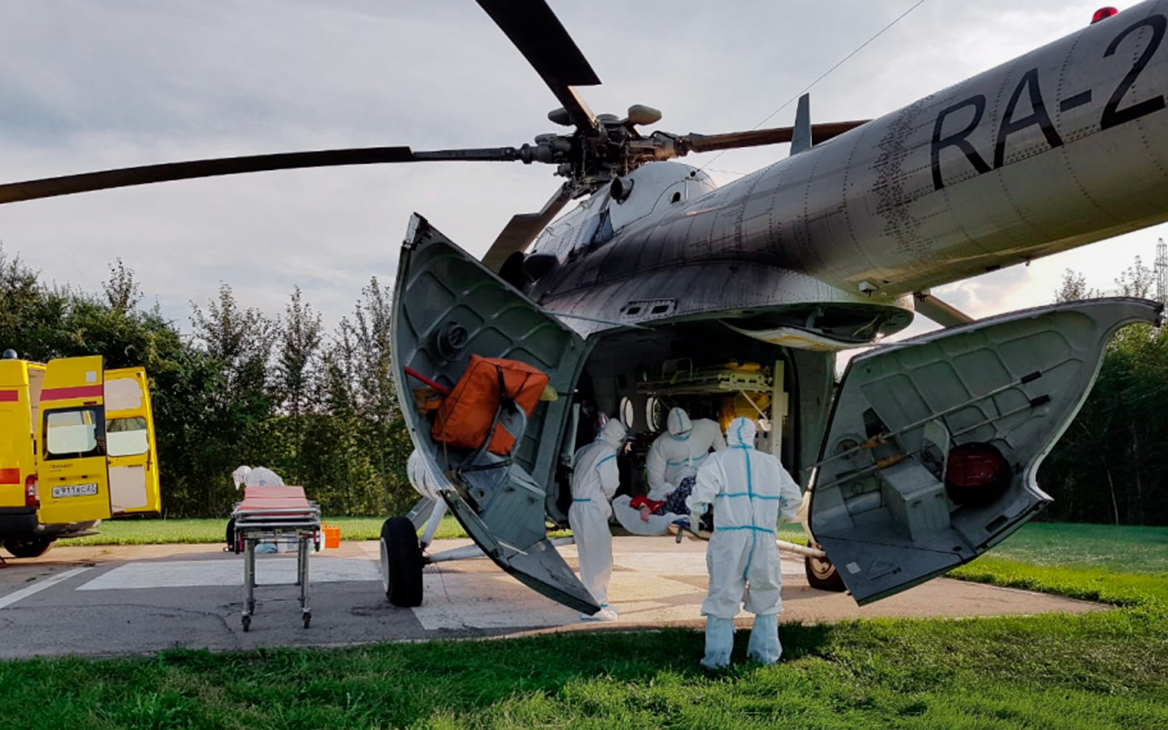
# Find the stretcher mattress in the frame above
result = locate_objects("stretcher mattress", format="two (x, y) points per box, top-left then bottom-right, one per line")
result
(232, 486), (320, 527)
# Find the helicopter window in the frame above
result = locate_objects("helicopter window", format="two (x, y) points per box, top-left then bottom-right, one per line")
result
(646, 396), (664, 431)
(650, 303), (669, 314)
(671, 192), (682, 204)
(625, 306), (642, 316)
(620, 397), (635, 429)
(590, 209), (614, 247)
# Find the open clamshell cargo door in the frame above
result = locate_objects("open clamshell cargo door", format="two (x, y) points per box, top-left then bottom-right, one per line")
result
(392, 214), (598, 613)
(809, 299), (1162, 605)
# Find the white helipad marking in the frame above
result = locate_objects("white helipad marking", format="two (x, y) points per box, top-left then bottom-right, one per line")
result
(410, 545), (807, 631)
(77, 557), (379, 591)
(0, 566), (93, 609)
(411, 570), (575, 631)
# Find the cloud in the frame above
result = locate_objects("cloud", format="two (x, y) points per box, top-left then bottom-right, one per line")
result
(0, 0), (1164, 337)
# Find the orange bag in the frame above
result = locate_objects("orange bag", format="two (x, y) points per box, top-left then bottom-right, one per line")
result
(431, 355), (549, 455)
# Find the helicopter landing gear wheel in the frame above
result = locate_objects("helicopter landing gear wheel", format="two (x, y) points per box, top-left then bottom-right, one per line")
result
(805, 545), (846, 592)
(380, 516), (423, 607)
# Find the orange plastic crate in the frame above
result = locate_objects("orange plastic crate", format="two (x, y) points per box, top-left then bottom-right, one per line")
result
(322, 524), (341, 549)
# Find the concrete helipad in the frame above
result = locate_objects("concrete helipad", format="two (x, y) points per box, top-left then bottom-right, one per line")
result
(0, 536), (1103, 659)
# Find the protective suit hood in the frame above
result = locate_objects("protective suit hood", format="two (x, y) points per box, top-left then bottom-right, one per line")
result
(726, 417), (757, 448)
(598, 419), (627, 447)
(667, 408), (692, 437)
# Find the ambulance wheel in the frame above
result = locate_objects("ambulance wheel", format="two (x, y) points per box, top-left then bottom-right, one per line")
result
(380, 516), (423, 607)
(805, 547), (846, 592)
(4, 536), (54, 559)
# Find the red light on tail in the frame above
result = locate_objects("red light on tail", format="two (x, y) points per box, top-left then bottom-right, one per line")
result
(1092, 7), (1119, 23)
(24, 474), (38, 508)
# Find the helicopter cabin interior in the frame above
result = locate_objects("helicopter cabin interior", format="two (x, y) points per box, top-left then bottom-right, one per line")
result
(549, 321), (836, 522)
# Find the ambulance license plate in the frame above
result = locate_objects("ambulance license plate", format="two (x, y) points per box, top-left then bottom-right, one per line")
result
(52, 483), (99, 498)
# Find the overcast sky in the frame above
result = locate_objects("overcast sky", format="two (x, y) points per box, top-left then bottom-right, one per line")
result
(0, 0), (1163, 339)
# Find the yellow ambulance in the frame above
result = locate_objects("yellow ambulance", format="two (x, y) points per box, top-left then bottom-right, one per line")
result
(0, 352), (160, 558)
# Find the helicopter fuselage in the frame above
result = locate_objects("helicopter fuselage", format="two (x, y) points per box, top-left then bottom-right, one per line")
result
(518, 3), (1168, 347)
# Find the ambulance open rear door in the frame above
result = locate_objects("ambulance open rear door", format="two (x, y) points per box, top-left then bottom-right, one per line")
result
(36, 356), (111, 524)
(105, 367), (161, 515)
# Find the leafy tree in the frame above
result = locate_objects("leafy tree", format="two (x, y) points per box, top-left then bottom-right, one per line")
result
(1041, 258), (1168, 526)
(103, 259), (142, 314)
(1054, 268), (1096, 302)
(1114, 256), (1156, 298)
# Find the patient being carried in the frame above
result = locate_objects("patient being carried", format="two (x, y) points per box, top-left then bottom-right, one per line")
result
(612, 407), (725, 536)
(628, 475), (695, 523)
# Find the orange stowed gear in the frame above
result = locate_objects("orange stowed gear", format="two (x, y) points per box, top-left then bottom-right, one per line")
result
(431, 354), (549, 456)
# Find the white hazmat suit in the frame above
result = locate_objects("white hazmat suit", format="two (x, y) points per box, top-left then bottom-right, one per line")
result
(612, 408), (725, 536)
(568, 418), (627, 621)
(231, 465), (285, 489)
(687, 417), (802, 668)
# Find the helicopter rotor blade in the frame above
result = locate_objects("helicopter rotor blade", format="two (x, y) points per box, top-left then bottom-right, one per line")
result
(0, 146), (530, 205)
(682, 120), (870, 154)
(482, 183), (572, 272)
(475, 0), (601, 132)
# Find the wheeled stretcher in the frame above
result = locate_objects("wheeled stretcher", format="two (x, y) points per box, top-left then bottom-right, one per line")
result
(230, 486), (322, 631)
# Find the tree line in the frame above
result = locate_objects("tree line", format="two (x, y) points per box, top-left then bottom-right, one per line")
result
(2, 246), (1164, 525)
(1, 247), (414, 519)
(1038, 259), (1168, 525)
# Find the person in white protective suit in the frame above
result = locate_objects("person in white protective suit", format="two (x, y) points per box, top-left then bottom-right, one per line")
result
(568, 418), (627, 621)
(230, 465), (287, 554)
(231, 465), (285, 489)
(612, 407), (725, 536)
(686, 417), (802, 669)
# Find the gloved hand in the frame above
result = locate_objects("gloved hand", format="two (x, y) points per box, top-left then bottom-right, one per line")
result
(689, 502), (707, 531)
(779, 497), (798, 523)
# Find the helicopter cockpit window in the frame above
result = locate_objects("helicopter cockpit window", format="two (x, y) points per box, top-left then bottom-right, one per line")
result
(590, 209), (614, 248)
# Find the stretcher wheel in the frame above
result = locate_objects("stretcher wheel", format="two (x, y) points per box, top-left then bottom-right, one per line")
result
(242, 615), (251, 632)
(303, 612), (312, 629)
(380, 516), (423, 607)
(805, 547), (846, 592)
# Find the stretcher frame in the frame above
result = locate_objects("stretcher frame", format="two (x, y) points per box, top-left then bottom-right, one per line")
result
(231, 495), (321, 631)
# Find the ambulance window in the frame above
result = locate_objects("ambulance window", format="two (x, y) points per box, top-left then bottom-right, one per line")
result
(107, 416), (149, 457)
(44, 407), (104, 460)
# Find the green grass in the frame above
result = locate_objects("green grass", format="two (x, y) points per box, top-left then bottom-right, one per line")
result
(951, 522), (1168, 606)
(13, 522), (1167, 728)
(56, 515), (473, 546)
(971, 522), (1168, 573)
(0, 601), (1164, 728)
(59, 517), (807, 547)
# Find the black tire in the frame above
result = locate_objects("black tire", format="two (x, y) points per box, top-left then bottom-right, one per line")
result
(805, 546), (846, 592)
(380, 516), (423, 607)
(4, 536), (54, 559)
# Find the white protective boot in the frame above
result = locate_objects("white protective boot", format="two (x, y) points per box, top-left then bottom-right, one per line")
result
(701, 616), (735, 669)
(746, 613), (782, 665)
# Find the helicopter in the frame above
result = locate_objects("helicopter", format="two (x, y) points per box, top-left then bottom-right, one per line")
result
(0, 0), (1166, 615)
